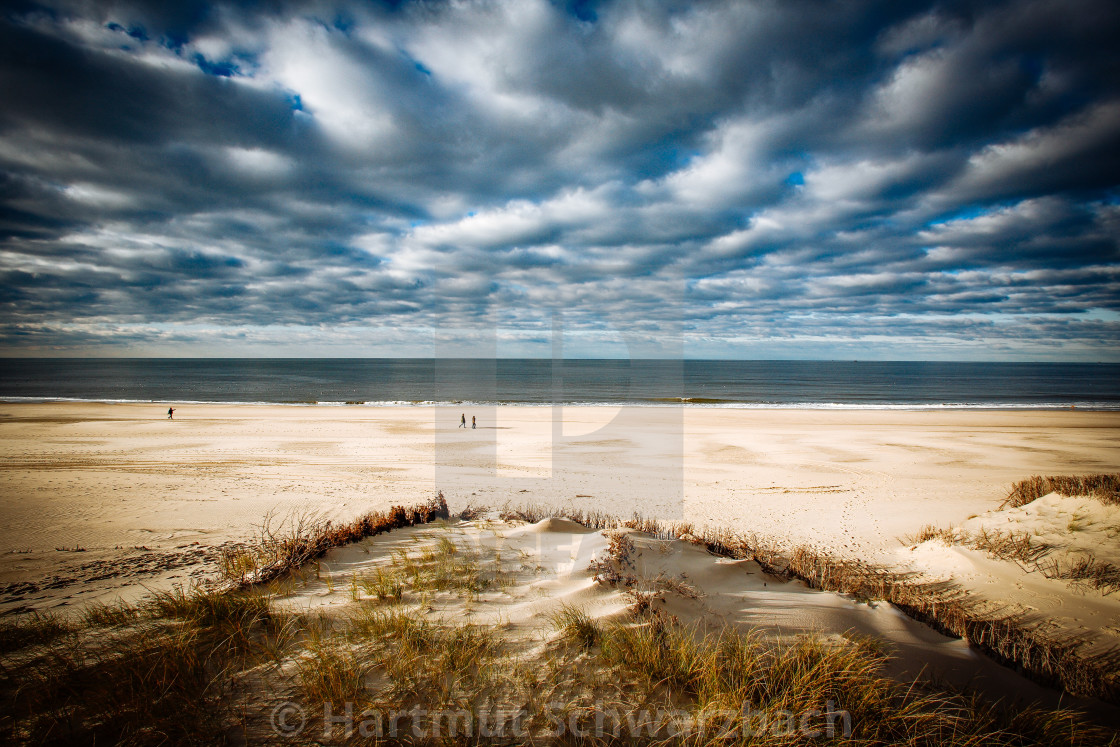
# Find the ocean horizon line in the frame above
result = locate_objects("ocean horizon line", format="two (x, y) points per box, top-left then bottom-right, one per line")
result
(3, 396), (1117, 411)
(2, 356), (1119, 364)
(3, 359), (1117, 410)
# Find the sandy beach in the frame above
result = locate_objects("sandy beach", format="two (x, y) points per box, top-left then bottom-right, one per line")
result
(0, 402), (1116, 613)
(2, 401), (1120, 738)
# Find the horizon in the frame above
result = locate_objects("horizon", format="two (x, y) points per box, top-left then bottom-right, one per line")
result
(1, 355), (1119, 364)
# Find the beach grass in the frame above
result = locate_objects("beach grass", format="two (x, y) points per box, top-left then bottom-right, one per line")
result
(291, 535), (1115, 746)
(1, 604), (248, 744)
(1003, 473), (1120, 508)
(81, 599), (145, 628)
(549, 604), (603, 649)
(904, 524), (1058, 565)
(217, 493), (450, 586)
(2, 497), (1118, 745)
(505, 502), (1120, 704)
(4, 604), (1110, 745)
(1041, 553), (1120, 595)
(901, 489), (1120, 602)
(0, 611), (76, 654)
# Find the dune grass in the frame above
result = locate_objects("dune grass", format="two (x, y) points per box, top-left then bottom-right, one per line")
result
(902, 523), (956, 546)
(780, 545), (1120, 703)
(1041, 553), (1120, 595)
(3, 497), (1118, 744)
(1003, 473), (1120, 508)
(350, 565), (406, 601)
(0, 588), (275, 744)
(584, 614), (1109, 746)
(901, 505), (1120, 608)
(0, 496), (453, 745)
(965, 527), (1056, 565)
(550, 604), (602, 649)
(293, 535), (1117, 746)
(81, 599), (145, 628)
(217, 493), (450, 586)
(297, 605), (508, 717)
(0, 611), (76, 655)
(550, 506), (1120, 704)
(5, 589), (1112, 745)
(903, 524), (1057, 566)
(540, 597), (1110, 745)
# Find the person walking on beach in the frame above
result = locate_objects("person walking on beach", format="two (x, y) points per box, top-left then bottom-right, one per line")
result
(459, 413), (466, 428)
(167, 407), (175, 420)
(471, 415), (476, 429)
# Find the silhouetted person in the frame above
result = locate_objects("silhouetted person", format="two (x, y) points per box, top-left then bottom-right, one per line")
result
(167, 407), (175, 420)
(459, 413), (466, 428)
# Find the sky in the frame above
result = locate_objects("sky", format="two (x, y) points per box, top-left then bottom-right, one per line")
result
(1, 0), (1118, 360)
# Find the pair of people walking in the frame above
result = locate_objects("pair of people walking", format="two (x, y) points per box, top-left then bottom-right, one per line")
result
(459, 413), (476, 429)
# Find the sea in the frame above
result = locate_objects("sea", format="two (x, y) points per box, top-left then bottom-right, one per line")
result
(0, 359), (1118, 410)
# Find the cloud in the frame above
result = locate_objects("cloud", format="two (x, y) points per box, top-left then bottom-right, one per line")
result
(0, 0), (1118, 359)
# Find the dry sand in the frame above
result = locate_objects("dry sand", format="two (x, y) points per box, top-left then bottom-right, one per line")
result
(262, 515), (1111, 722)
(896, 491), (1120, 663)
(1, 401), (1118, 702)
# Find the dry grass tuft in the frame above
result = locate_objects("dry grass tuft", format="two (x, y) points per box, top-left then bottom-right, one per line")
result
(458, 503), (487, 521)
(218, 493), (449, 586)
(901, 525), (1054, 566)
(588, 531), (638, 588)
(653, 571), (703, 600)
(380, 536), (513, 598)
(81, 599), (143, 628)
(1004, 473), (1120, 508)
(499, 502), (620, 531)
(331, 606), (506, 712)
(148, 585), (271, 630)
(967, 527), (1055, 565)
(352, 566), (406, 602)
(902, 524), (955, 545)
(0, 611), (75, 654)
(549, 604), (602, 649)
(1042, 554), (1120, 595)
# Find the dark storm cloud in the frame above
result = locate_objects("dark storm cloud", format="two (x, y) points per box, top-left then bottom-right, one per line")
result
(0, 0), (1118, 357)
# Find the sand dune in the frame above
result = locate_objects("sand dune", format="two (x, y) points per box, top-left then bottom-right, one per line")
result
(897, 490), (1120, 664)
(261, 516), (1115, 726)
(2, 402), (1120, 737)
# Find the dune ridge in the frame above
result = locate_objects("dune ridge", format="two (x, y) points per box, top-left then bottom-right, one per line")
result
(4, 507), (1118, 744)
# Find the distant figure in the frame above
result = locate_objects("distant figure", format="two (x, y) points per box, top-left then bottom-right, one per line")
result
(167, 407), (175, 420)
(459, 413), (466, 428)
(471, 415), (476, 429)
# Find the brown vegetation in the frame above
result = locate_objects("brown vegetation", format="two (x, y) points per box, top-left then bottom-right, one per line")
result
(3, 499), (1117, 745)
(218, 493), (449, 586)
(502, 504), (1120, 703)
(903, 525), (1057, 566)
(1041, 554), (1120, 596)
(1003, 473), (1120, 508)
